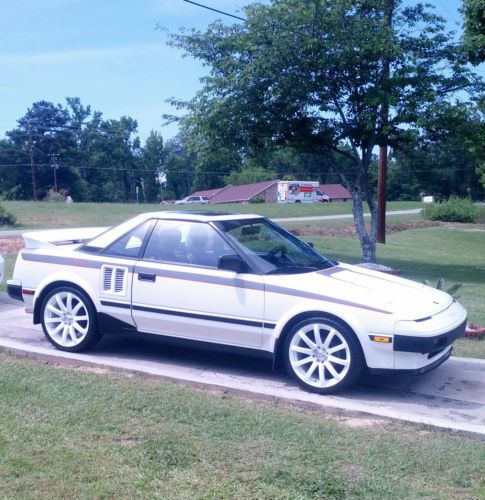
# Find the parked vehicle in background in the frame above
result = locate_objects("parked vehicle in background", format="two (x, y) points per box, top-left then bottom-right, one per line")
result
(277, 181), (322, 203)
(8, 211), (467, 394)
(174, 196), (209, 205)
(315, 189), (331, 202)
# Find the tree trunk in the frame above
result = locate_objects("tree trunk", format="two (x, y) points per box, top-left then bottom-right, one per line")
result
(350, 188), (376, 263)
(340, 157), (378, 264)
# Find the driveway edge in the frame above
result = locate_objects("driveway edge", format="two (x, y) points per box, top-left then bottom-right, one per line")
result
(1, 337), (484, 440)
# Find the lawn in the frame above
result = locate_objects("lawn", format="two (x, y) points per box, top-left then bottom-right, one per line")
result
(1, 200), (422, 229)
(0, 353), (483, 499)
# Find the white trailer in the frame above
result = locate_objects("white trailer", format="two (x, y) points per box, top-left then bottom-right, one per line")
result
(277, 181), (320, 203)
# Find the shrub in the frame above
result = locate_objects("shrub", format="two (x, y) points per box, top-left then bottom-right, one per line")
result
(44, 190), (65, 203)
(0, 204), (16, 227)
(422, 197), (478, 223)
(423, 277), (462, 299)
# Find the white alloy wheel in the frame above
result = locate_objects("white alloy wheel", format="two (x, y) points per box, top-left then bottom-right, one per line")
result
(284, 318), (363, 393)
(41, 287), (100, 352)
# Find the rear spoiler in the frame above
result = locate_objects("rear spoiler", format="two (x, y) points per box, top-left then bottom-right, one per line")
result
(23, 227), (109, 250)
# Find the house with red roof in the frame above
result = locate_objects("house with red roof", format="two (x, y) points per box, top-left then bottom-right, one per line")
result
(193, 180), (279, 204)
(190, 186), (230, 201)
(318, 184), (352, 202)
(191, 181), (350, 204)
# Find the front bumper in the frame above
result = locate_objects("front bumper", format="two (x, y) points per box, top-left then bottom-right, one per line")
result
(394, 320), (466, 354)
(368, 346), (452, 375)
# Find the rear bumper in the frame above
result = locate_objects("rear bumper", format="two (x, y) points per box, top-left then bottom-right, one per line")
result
(7, 281), (23, 302)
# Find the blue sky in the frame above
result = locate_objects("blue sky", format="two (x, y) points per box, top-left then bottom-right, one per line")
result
(0, 0), (472, 143)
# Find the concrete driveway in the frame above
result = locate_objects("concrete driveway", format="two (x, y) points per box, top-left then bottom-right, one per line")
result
(0, 294), (484, 437)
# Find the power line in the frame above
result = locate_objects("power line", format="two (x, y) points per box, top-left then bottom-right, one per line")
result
(0, 163), (479, 175)
(182, 0), (246, 21)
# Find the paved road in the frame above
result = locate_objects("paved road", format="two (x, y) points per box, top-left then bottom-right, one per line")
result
(0, 295), (483, 437)
(273, 208), (421, 222)
(0, 209), (422, 238)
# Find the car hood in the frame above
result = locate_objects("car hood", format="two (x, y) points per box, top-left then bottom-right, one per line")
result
(264, 263), (452, 320)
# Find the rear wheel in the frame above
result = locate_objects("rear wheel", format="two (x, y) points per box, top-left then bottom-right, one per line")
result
(284, 316), (363, 394)
(40, 286), (101, 352)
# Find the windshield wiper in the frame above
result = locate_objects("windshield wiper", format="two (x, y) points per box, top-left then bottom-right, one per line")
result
(310, 258), (337, 269)
(266, 266), (318, 275)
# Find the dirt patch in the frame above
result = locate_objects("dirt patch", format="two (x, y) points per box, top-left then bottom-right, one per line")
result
(0, 238), (25, 255)
(289, 220), (441, 237)
(340, 463), (367, 483)
(339, 417), (388, 428)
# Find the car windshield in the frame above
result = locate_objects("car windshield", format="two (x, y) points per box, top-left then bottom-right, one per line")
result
(214, 218), (336, 274)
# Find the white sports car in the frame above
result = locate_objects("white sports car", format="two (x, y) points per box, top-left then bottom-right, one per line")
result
(8, 211), (466, 393)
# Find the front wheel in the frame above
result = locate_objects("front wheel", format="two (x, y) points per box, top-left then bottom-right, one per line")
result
(40, 286), (101, 352)
(283, 317), (363, 394)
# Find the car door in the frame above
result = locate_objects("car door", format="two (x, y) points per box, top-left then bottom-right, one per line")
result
(131, 219), (265, 348)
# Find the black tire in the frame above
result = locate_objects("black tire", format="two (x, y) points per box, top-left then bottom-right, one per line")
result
(283, 316), (363, 394)
(40, 286), (101, 352)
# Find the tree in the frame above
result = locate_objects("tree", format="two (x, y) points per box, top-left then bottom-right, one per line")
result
(388, 101), (485, 200)
(141, 131), (165, 202)
(0, 99), (143, 202)
(79, 115), (140, 202)
(6, 101), (77, 200)
(168, 0), (482, 262)
(224, 164), (277, 185)
(163, 137), (197, 199)
(462, 0), (485, 64)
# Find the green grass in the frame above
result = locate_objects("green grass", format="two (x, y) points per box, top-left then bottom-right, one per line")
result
(0, 353), (483, 499)
(1, 200), (422, 229)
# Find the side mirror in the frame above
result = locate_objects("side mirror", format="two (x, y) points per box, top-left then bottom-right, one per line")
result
(218, 254), (247, 273)
(307, 241), (314, 248)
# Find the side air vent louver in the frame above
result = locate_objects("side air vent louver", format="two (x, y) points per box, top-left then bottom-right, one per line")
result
(114, 268), (125, 293)
(101, 265), (128, 296)
(103, 266), (113, 291)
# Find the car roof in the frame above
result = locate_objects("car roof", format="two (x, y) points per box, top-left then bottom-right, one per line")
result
(86, 211), (264, 249)
(143, 210), (263, 222)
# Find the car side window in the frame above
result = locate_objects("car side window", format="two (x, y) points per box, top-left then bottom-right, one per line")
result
(143, 220), (231, 268)
(103, 220), (153, 259)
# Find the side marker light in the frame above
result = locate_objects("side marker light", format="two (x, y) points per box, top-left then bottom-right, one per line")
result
(370, 335), (392, 343)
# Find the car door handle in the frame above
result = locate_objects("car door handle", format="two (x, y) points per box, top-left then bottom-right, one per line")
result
(138, 273), (156, 282)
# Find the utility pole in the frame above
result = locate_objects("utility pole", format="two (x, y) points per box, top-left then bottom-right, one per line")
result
(48, 153), (60, 192)
(156, 169), (167, 203)
(27, 123), (38, 201)
(377, 0), (395, 244)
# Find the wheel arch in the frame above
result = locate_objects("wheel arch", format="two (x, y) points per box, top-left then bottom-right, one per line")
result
(273, 310), (366, 366)
(33, 280), (97, 324)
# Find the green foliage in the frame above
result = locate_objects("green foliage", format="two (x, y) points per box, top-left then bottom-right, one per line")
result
(224, 165), (276, 186)
(388, 102), (485, 201)
(168, 0), (482, 263)
(0, 98), (168, 204)
(462, 0), (485, 65)
(423, 277), (462, 300)
(44, 190), (65, 202)
(0, 203), (15, 226)
(249, 196), (265, 204)
(422, 197), (478, 223)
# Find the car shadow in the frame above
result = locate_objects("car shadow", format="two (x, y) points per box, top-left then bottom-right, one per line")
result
(89, 332), (458, 402)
